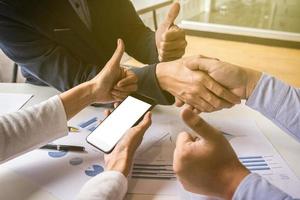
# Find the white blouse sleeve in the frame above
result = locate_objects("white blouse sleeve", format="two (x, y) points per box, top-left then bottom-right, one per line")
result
(0, 95), (68, 163)
(77, 171), (128, 200)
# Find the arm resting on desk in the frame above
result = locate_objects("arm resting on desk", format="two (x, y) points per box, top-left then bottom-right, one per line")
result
(0, 96), (68, 163)
(246, 74), (300, 141)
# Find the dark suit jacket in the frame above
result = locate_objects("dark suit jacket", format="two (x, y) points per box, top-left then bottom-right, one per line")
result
(0, 0), (174, 104)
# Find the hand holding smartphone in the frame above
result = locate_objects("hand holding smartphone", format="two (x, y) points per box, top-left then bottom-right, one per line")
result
(86, 93), (156, 153)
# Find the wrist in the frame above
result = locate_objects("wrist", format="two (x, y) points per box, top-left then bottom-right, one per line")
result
(245, 69), (262, 99)
(88, 80), (101, 103)
(223, 165), (250, 200)
(156, 62), (171, 91)
(105, 149), (132, 177)
(156, 59), (181, 92)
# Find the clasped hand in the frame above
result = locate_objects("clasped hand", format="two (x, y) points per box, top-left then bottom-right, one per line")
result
(157, 55), (262, 113)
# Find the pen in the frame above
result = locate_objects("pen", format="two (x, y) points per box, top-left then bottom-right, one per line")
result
(40, 144), (85, 152)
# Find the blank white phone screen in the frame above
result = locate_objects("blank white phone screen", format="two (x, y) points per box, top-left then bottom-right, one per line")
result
(88, 96), (152, 151)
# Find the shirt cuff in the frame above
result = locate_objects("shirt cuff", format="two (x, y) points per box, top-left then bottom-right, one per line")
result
(233, 173), (292, 200)
(245, 74), (300, 138)
(131, 64), (175, 105)
(246, 74), (288, 118)
(77, 171), (128, 200)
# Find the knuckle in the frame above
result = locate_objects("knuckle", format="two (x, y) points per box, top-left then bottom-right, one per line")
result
(160, 42), (167, 50)
(216, 87), (225, 96)
(214, 99), (223, 108)
(206, 93), (213, 102)
(159, 49), (165, 57)
(183, 40), (188, 47)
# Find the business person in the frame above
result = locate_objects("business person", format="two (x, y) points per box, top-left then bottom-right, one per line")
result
(0, 1), (240, 111)
(173, 56), (299, 199)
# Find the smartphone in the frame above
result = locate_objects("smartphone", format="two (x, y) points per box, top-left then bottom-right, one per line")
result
(86, 93), (156, 153)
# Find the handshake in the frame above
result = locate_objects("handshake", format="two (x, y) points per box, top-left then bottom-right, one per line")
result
(155, 55), (262, 112)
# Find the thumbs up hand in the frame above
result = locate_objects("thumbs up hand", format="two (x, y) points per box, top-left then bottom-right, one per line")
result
(90, 39), (138, 103)
(173, 108), (249, 199)
(155, 2), (187, 62)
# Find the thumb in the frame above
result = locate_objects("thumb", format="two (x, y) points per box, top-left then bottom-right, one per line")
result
(181, 108), (216, 139)
(183, 56), (220, 72)
(164, 2), (180, 27)
(106, 39), (125, 68)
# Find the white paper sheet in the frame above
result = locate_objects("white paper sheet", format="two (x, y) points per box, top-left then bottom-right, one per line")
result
(0, 93), (33, 116)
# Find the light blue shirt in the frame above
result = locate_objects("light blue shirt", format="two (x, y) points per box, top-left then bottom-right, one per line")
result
(233, 74), (300, 200)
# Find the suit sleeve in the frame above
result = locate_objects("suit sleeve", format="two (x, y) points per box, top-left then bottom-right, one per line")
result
(131, 64), (174, 105)
(0, 16), (100, 92)
(118, 0), (159, 64)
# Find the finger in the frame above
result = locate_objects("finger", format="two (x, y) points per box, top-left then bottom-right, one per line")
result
(111, 92), (129, 101)
(159, 49), (185, 60)
(114, 102), (120, 108)
(193, 108), (201, 114)
(117, 71), (138, 86)
(202, 75), (240, 104)
(181, 108), (217, 139)
(183, 55), (217, 72)
(111, 89), (131, 96)
(112, 95), (124, 102)
(163, 2), (180, 27)
(106, 39), (125, 68)
(163, 28), (185, 41)
(161, 40), (187, 51)
(176, 131), (194, 148)
(195, 84), (234, 109)
(114, 84), (137, 92)
(175, 97), (184, 107)
(120, 112), (152, 153)
(179, 84), (217, 112)
(117, 75), (138, 87)
(186, 97), (215, 113)
(104, 109), (111, 117)
(135, 112), (152, 130)
(161, 56), (183, 62)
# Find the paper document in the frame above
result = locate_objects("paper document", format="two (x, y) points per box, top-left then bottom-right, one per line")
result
(0, 93), (33, 116)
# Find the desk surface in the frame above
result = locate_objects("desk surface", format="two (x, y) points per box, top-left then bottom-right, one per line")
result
(0, 83), (300, 200)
